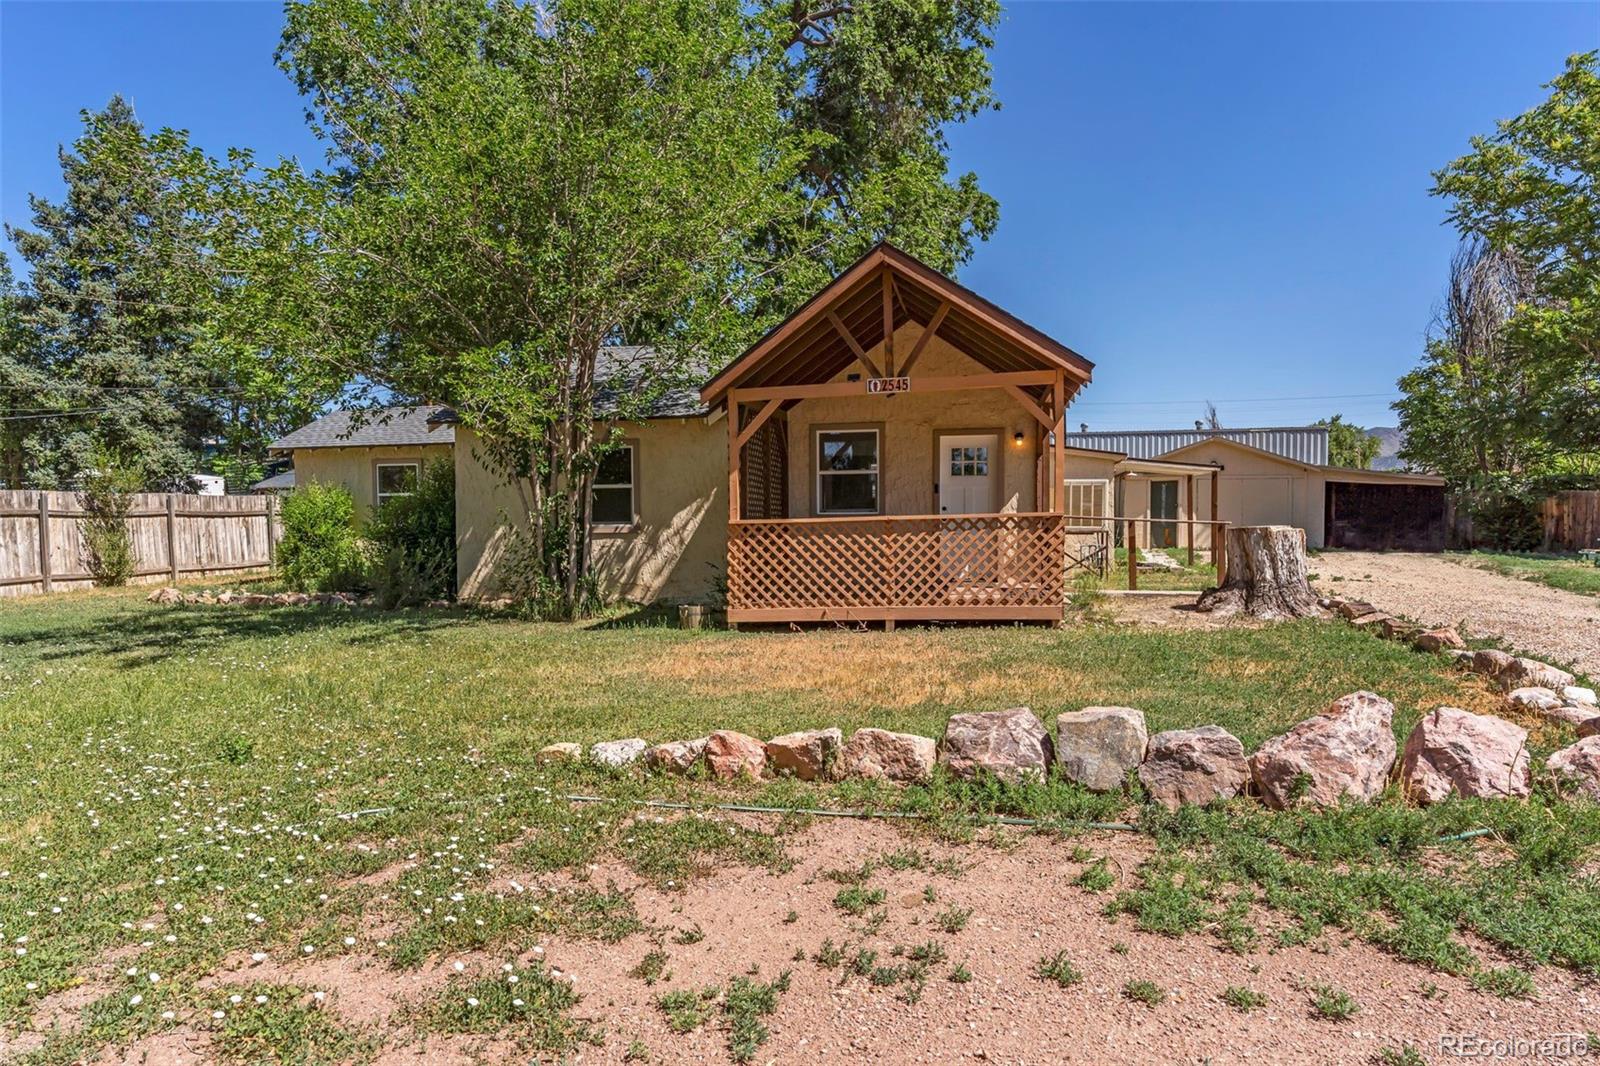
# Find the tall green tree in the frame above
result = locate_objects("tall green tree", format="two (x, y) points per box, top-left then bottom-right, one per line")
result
(1400, 51), (1600, 479)
(255, 0), (806, 612)
(739, 0), (1002, 320)
(1317, 415), (1380, 470)
(4, 99), (206, 488)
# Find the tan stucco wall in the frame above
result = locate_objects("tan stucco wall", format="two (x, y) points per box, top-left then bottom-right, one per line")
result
(1145, 440), (1324, 549)
(785, 322), (1044, 517)
(454, 322), (1068, 605)
(289, 444), (453, 522)
(454, 421), (728, 604)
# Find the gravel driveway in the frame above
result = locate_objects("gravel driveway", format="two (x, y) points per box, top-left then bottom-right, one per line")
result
(1312, 551), (1600, 679)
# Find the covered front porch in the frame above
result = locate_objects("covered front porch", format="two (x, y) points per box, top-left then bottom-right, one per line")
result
(700, 244), (1095, 626)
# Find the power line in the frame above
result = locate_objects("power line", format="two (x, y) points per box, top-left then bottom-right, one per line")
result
(1072, 391), (1401, 407)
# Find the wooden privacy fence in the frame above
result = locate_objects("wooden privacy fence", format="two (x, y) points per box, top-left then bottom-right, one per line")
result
(1446, 490), (1600, 552)
(0, 491), (280, 598)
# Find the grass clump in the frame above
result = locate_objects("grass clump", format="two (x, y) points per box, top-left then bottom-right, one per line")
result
(202, 984), (373, 1064)
(724, 972), (790, 1063)
(656, 987), (719, 1034)
(1034, 951), (1083, 988)
(1471, 966), (1536, 1000)
(1221, 986), (1267, 1013)
(833, 884), (886, 916)
(1309, 984), (1359, 1021)
(1122, 979), (1165, 1007)
(427, 966), (591, 1049)
(949, 962), (973, 983)
(1073, 859), (1115, 893)
(630, 949), (669, 986)
(934, 905), (972, 933)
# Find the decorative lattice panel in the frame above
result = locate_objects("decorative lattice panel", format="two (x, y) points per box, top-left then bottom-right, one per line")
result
(728, 513), (1067, 611)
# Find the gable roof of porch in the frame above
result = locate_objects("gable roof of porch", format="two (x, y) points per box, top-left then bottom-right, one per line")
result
(700, 243), (1093, 409)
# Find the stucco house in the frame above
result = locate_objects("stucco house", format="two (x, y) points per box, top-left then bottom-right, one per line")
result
(1060, 427), (1447, 554)
(264, 405), (456, 520)
(269, 244), (1444, 619)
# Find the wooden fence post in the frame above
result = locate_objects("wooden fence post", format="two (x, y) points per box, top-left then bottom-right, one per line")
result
(37, 492), (52, 594)
(266, 495), (278, 571)
(167, 494), (180, 584)
(1186, 474), (1196, 567)
(1127, 518), (1138, 591)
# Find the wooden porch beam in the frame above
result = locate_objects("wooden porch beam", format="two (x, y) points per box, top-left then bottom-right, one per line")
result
(735, 397), (783, 450)
(826, 310), (882, 379)
(898, 300), (950, 376)
(1004, 384), (1055, 429)
(734, 369), (1057, 403)
(882, 268), (895, 375)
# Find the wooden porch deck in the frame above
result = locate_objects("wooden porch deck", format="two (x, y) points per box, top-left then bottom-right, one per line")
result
(725, 512), (1068, 624)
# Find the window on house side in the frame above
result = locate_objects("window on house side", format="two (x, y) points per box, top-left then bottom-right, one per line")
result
(592, 444), (635, 526)
(375, 462), (420, 507)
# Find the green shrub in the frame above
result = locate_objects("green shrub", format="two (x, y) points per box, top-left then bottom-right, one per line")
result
(276, 482), (364, 592)
(366, 461), (455, 607)
(76, 453), (140, 586)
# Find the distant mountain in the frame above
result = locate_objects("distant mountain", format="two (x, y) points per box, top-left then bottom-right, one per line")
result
(1365, 426), (1406, 470)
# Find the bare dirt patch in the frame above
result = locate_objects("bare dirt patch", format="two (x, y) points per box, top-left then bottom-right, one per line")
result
(27, 814), (1598, 1064)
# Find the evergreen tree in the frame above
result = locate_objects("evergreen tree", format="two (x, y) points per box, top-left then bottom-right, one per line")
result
(4, 98), (208, 488)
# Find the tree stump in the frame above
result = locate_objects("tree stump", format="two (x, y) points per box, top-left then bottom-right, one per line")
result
(1195, 525), (1320, 620)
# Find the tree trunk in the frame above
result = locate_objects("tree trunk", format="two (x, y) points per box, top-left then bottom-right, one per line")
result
(1195, 525), (1321, 620)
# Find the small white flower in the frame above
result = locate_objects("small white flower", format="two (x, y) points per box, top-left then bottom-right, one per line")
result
(512, 997), (524, 1007)
(302, 944), (315, 954)
(148, 973), (161, 984)
(161, 1010), (175, 1020)
(129, 994), (143, 1006)
(254, 995), (267, 1004)
(466, 997), (480, 1007)
(229, 994), (242, 1005)
(342, 936), (355, 946)
(251, 952), (267, 962)
(312, 991), (326, 1002)
(212, 1010), (226, 1020)
(453, 961), (465, 972)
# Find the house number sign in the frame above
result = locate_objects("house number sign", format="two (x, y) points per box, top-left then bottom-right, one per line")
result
(866, 376), (911, 394)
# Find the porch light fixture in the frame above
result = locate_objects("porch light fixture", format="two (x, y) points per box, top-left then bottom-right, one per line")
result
(1013, 431), (1025, 446)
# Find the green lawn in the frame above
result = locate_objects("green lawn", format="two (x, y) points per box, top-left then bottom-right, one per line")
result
(1089, 547), (1218, 592)
(1447, 550), (1600, 598)
(2, 586), (1597, 1063)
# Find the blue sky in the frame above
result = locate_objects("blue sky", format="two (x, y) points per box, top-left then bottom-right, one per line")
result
(2, 1), (1594, 429)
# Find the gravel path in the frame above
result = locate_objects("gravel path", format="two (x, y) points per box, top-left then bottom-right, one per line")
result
(1313, 551), (1600, 679)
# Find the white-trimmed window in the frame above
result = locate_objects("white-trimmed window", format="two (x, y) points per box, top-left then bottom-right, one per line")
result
(816, 429), (880, 514)
(375, 461), (420, 507)
(591, 444), (636, 527)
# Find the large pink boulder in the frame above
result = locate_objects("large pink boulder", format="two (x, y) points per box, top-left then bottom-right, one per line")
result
(1400, 707), (1531, 804)
(1497, 657), (1576, 693)
(1249, 692), (1397, 809)
(704, 731), (767, 781)
(834, 729), (936, 784)
(645, 737), (708, 774)
(1414, 628), (1465, 653)
(1546, 737), (1600, 801)
(1137, 726), (1250, 811)
(765, 728), (841, 781)
(939, 708), (1053, 783)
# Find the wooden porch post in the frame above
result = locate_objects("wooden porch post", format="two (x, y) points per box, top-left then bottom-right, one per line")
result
(1186, 474), (1196, 566)
(1127, 516), (1138, 590)
(1051, 371), (1065, 513)
(727, 393), (742, 522)
(1209, 468), (1220, 564)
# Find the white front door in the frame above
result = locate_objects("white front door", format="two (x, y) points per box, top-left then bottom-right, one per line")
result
(938, 433), (998, 515)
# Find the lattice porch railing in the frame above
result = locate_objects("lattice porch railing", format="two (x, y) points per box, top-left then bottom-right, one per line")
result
(726, 512), (1067, 621)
